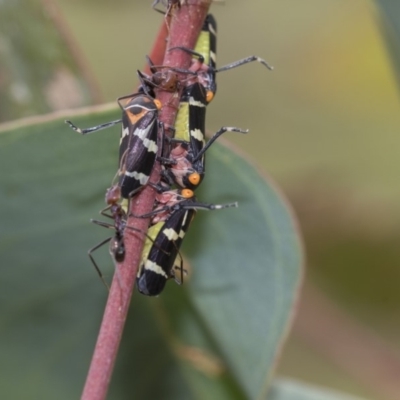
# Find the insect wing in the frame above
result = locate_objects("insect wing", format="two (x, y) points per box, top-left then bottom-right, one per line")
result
(118, 95), (159, 198)
(194, 14), (217, 96)
(194, 15), (217, 69)
(187, 83), (207, 172)
(137, 208), (196, 296)
(167, 83), (207, 189)
(174, 89), (191, 143)
(181, 83), (206, 158)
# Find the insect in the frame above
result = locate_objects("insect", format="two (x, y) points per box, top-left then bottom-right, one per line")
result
(137, 56), (197, 99)
(88, 185), (129, 289)
(159, 82), (248, 190)
(88, 183), (236, 296)
(191, 13), (217, 102)
(131, 15), (217, 104)
(136, 188), (238, 296)
(66, 93), (162, 199)
(138, 68), (180, 97)
(172, 14), (273, 104)
(89, 184), (173, 289)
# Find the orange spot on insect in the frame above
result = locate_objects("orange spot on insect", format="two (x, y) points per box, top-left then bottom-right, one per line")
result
(181, 189), (194, 198)
(206, 91), (214, 103)
(154, 99), (162, 110)
(189, 173), (201, 186)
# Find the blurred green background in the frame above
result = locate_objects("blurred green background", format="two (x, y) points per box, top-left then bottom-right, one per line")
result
(3, 0), (400, 399)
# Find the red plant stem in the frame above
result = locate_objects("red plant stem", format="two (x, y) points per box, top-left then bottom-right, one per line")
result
(81, 2), (211, 400)
(145, 20), (168, 74)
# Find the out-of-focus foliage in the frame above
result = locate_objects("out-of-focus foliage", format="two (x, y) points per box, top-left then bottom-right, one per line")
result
(268, 379), (367, 400)
(375, 0), (400, 89)
(0, 0), (100, 122)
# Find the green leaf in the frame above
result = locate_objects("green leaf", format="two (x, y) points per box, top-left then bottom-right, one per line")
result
(0, 107), (302, 399)
(267, 379), (367, 400)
